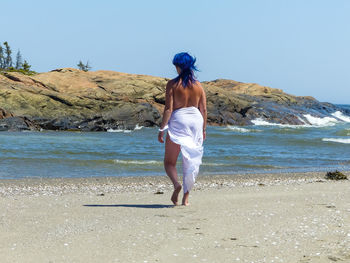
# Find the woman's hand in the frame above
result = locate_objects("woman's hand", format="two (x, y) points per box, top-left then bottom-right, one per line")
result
(158, 131), (164, 143)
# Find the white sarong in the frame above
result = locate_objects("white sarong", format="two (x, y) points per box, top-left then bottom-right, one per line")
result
(166, 106), (204, 193)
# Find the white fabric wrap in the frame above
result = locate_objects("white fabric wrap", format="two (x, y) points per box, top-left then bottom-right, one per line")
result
(167, 106), (204, 193)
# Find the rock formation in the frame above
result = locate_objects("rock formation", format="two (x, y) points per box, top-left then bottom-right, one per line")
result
(0, 68), (346, 131)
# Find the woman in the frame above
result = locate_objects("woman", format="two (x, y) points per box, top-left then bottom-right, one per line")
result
(158, 52), (207, 206)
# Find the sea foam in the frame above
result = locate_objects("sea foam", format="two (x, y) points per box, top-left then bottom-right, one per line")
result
(113, 159), (161, 165)
(331, 111), (350, 122)
(302, 114), (338, 127)
(252, 113), (344, 128)
(251, 118), (307, 128)
(226, 126), (260, 133)
(322, 138), (350, 144)
(107, 124), (144, 133)
(134, 124), (144, 130)
(107, 129), (132, 133)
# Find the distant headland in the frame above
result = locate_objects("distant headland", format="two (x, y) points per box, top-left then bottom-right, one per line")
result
(0, 68), (348, 131)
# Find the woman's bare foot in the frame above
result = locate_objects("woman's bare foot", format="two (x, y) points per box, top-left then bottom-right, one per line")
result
(182, 192), (190, 206)
(171, 184), (182, 205)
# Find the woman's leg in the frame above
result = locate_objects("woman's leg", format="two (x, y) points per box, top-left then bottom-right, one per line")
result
(182, 192), (190, 206)
(164, 133), (182, 205)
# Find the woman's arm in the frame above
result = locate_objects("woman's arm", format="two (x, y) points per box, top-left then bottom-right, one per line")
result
(198, 84), (207, 140)
(158, 81), (173, 143)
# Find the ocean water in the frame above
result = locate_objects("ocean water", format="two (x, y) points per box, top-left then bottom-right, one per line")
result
(0, 110), (349, 179)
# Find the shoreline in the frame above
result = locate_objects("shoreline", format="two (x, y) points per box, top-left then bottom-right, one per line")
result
(1, 171), (349, 197)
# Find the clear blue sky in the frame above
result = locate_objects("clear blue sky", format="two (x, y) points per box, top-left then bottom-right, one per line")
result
(2, 0), (349, 103)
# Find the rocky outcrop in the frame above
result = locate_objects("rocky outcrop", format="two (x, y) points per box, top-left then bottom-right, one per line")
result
(203, 79), (342, 125)
(0, 69), (165, 131)
(0, 107), (13, 119)
(0, 68), (346, 131)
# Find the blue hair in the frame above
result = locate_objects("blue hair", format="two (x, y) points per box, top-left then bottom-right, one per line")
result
(172, 52), (198, 88)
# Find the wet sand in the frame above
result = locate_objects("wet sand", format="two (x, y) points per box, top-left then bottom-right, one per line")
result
(1, 172), (350, 263)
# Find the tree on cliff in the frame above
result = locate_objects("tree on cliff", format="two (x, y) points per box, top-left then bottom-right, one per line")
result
(0, 41), (35, 75)
(22, 60), (31, 71)
(0, 45), (4, 69)
(77, 60), (92, 72)
(15, 50), (23, 69)
(3, 42), (12, 68)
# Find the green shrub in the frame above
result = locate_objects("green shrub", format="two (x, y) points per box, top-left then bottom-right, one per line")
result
(2, 67), (37, 76)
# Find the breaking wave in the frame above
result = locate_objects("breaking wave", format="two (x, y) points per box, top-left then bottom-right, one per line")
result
(331, 111), (350, 122)
(252, 111), (350, 128)
(226, 126), (261, 133)
(107, 129), (132, 133)
(113, 159), (161, 165)
(322, 138), (350, 144)
(134, 124), (144, 130)
(302, 114), (338, 126)
(107, 124), (144, 133)
(251, 118), (308, 128)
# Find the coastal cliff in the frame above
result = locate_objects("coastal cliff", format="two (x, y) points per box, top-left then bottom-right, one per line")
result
(0, 68), (347, 131)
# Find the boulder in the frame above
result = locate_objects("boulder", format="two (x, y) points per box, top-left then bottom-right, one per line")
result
(0, 116), (39, 131)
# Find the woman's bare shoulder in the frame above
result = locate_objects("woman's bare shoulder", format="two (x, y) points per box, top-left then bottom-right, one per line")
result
(193, 80), (204, 90)
(166, 78), (179, 88)
(195, 80), (203, 87)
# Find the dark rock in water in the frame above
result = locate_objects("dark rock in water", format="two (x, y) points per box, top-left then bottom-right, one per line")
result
(33, 116), (82, 131)
(0, 108), (35, 131)
(0, 116), (39, 131)
(337, 104), (350, 115)
(325, 170), (348, 180)
(0, 69), (348, 131)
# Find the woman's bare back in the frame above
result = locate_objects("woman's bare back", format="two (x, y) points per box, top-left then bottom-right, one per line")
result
(171, 79), (204, 110)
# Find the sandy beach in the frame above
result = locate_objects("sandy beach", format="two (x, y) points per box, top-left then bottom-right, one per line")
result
(1, 172), (350, 263)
